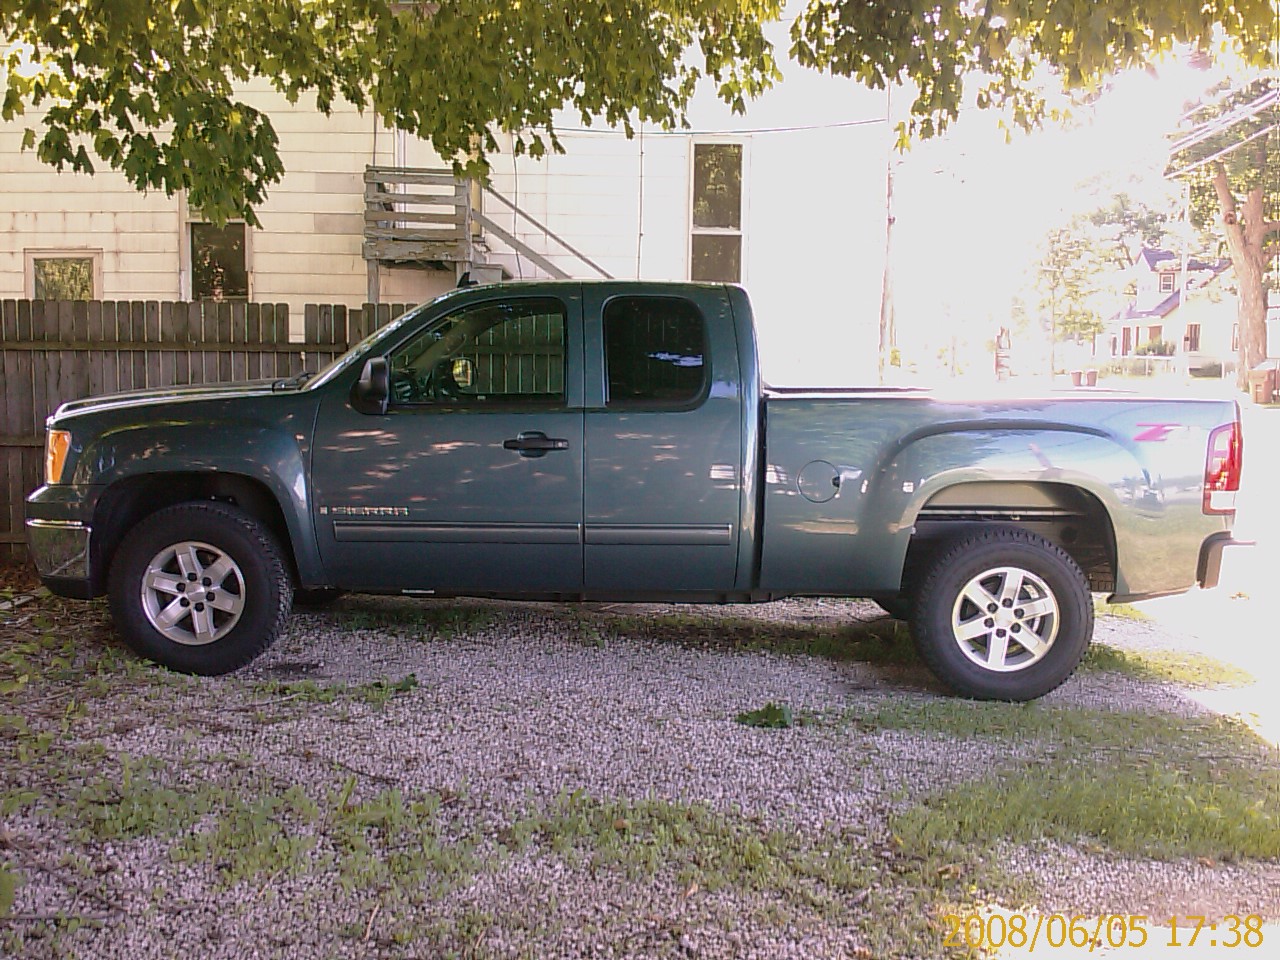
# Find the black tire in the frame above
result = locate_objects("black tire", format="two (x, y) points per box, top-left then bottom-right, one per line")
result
(107, 501), (293, 675)
(293, 587), (345, 608)
(911, 527), (1092, 701)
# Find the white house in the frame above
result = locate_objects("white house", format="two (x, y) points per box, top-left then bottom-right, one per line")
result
(0, 15), (893, 385)
(1104, 247), (1236, 372)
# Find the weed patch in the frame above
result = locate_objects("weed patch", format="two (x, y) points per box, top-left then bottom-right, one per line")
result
(251, 673), (419, 709)
(735, 702), (796, 729)
(1084, 644), (1253, 688)
(889, 707), (1280, 861)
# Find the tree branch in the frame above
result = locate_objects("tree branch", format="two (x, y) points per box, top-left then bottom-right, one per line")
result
(1210, 163), (1248, 257)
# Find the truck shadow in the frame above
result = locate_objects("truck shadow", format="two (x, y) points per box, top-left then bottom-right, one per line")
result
(302, 594), (939, 691)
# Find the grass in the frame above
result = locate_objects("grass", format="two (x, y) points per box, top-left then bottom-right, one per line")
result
(4, 586), (1279, 958)
(1084, 643), (1254, 688)
(500, 789), (1024, 957)
(1093, 596), (1151, 621)
(251, 673), (420, 708)
(875, 701), (1280, 862)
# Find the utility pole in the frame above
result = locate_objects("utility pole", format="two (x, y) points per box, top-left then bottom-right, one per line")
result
(877, 87), (896, 385)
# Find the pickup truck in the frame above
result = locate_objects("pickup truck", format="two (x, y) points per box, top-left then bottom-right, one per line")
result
(26, 281), (1246, 700)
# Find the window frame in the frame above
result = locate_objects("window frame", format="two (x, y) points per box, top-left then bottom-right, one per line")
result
(384, 296), (571, 411)
(24, 249), (102, 300)
(688, 140), (747, 284)
(1159, 272), (1175, 294)
(601, 295), (711, 412)
(183, 220), (252, 301)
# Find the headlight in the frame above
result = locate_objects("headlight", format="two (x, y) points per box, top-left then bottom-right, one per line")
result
(45, 429), (72, 485)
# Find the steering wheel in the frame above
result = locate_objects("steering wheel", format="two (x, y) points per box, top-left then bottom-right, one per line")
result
(428, 361), (462, 402)
(389, 368), (420, 403)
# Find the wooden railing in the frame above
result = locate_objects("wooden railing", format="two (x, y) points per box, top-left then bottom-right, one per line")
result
(362, 166), (474, 265)
(362, 165), (612, 282)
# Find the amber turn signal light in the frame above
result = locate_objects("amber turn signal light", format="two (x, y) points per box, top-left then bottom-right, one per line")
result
(45, 429), (71, 485)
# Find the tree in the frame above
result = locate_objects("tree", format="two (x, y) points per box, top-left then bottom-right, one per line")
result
(1167, 78), (1279, 388)
(1036, 227), (1109, 369)
(1, 1), (782, 224)
(1035, 196), (1173, 350)
(4, 2), (1278, 225)
(792, 0), (1279, 144)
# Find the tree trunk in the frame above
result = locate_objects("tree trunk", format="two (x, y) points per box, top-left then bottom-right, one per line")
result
(1211, 166), (1269, 390)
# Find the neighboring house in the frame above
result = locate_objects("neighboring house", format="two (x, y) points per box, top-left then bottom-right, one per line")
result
(0, 19), (893, 384)
(1104, 247), (1236, 372)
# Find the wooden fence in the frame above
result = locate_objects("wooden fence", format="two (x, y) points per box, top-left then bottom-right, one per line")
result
(1, 299), (411, 562)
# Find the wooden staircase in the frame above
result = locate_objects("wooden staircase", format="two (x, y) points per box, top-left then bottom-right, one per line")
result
(362, 166), (611, 300)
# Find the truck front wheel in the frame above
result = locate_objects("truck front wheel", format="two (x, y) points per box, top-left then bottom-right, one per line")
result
(911, 528), (1092, 701)
(107, 502), (293, 675)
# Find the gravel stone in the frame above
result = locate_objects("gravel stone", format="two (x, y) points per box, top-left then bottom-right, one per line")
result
(3, 595), (1277, 959)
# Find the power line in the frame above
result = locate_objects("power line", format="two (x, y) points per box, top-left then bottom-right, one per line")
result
(553, 117), (886, 137)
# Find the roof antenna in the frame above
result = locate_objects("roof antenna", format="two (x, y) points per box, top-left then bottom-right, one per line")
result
(456, 270), (478, 288)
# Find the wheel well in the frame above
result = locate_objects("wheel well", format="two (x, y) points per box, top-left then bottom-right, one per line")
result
(91, 473), (294, 593)
(900, 482), (1116, 596)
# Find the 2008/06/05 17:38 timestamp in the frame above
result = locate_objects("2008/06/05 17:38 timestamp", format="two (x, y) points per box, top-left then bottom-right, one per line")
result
(943, 913), (1266, 952)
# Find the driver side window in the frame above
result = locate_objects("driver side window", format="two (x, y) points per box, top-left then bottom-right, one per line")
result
(388, 297), (567, 407)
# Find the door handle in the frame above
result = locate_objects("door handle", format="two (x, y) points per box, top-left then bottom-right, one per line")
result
(503, 431), (570, 458)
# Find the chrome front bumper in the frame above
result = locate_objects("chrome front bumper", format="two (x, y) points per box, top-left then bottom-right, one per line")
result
(26, 518), (92, 581)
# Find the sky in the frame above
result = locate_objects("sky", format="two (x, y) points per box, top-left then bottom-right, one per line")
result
(889, 57), (1237, 374)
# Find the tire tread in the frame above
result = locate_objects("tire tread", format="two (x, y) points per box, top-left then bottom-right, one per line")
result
(107, 501), (293, 675)
(911, 526), (1092, 700)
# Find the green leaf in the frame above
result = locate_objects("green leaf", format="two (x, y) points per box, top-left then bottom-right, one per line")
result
(735, 701), (794, 729)
(0, 864), (20, 917)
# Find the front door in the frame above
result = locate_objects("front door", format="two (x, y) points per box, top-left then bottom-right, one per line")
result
(311, 292), (584, 593)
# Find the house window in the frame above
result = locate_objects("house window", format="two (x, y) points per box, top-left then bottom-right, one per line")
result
(1184, 324), (1201, 352)
(690, 143), (743, 283)
(190, 223), (249, 300)
(25, 250), (101, 299)
(1231, 323), (1239, 352)
(1159, 273), (1175, 294)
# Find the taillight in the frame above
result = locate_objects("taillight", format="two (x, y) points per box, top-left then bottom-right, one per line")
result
(1203, 420), (1242, 515)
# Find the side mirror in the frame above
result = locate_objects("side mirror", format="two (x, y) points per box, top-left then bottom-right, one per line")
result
(351, 357), (389, 415)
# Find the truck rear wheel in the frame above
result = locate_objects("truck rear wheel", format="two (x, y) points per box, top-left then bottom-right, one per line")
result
(107, 501), (293, 675)
(911, 527), (1092, 701)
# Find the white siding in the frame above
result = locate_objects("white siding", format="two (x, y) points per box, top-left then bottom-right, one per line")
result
(0, 79), (449, 324)
(486, 65), (891, 384)
(2, 29), (890, 382)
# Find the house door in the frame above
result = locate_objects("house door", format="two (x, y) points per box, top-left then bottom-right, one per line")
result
(311, 292), (585, 593)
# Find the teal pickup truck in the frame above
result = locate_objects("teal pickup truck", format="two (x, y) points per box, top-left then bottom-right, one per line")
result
(26, 282), (1246, 699)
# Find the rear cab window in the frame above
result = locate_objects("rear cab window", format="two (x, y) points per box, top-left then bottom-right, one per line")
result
(603, 296), (708, 409)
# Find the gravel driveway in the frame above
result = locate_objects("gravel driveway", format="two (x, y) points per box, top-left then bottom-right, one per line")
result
(2, 584), (1278, 959)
